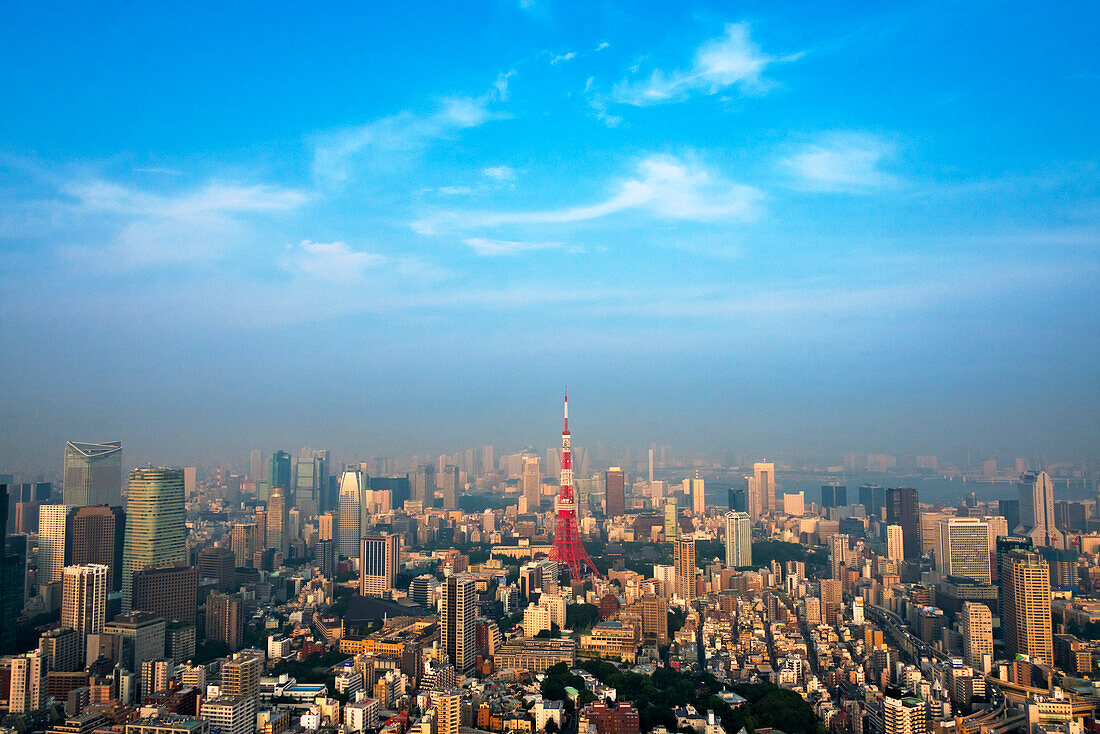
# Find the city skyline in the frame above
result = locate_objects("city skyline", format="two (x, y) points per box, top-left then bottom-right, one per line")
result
(0, 2), (1097, 471)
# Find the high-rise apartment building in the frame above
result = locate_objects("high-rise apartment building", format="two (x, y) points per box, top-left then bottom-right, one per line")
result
(67, 505), (125, 591)
(724, 511), (751, 569)
(61, 564), (108, 640)
(9, 650), (47, 713)
(337, 469), (367, 560)
(122, 467), (186, 612)
(38, 503), (72, 585)
(206, 593), (245, 651)
(640, 594), (669, 645)
(882, 686), (927, 734)
(266, 487), (289, 556)
(754, 461), (776, 514)
(886, 487), (920, 560)
(829, 534), (851, 580)
(936, 517), (991, 583)
(231, 523), (258, 568)
(440, 465), (459, 511)
(1002, 550), (1052, 665)
(63, 441), (122, 507)
(220, 651), (263, 732)
(360, 533), (400, 597)
(663, 496), (678, 541)
(201, 696), (252, 734)
(441, 575), (476, 673)
(673, 538), (696, 601)
(690, 473), (705, 515)
(521, 457), (541, 512)
(1016, 471), (1065, 549)
(142, 658), (174, 697)
(886, 525), (904, 562)
(605, 468), (625, 517)
(961, 601), (992, 673)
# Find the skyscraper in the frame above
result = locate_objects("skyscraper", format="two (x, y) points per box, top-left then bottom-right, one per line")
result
(63, 441), (122, 507)
(1016, 471), (1065, 549)
(440, 465), (459, 511)
(294, 448), (328, 517)
(359, 533), (399, 597)
(38, 503), (72, 585)
(663, 496), (678, 541)
(886, 487), (920, 560)
(753, 461), (775, 514)
(673, 538), (696, 601)
(9, 650), (47, 713)
(935, 517), (991, 583)
(724, 511), (751, 569)
(231, 523), (258, 568)
(68, 505), (125, 591)
(122, 467), (186, 612)
(411, 465), (435, 506)
(206, 593), (245, 651)
(441, 575), (476, 672)
(1002, 550), (1052, 665)
(886, 524), (904, 562)
(61, 564), (108, 641)
(961, 601), (992, 673)
(1, 483), (23, 654)
(266, 487), (289, 556)
(605, 468), (625, 517)
(337, 469), (367, 560)
(132, 565), (198, 624)
(521, 456), (541, 512)
(821, 485), (847, 509)
(690, 472), (705, 515)
(220, 650), (263, 731)
(268, 451), (291, 492)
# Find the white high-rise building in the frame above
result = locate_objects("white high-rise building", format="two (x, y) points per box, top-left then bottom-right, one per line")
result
(724, 511), (752, 569)
(201, 695), (253, 734)
(962, 601), (993, 673)
(754, 461), (776, 514)
(9, 651), (47, 713)
(886, 525), (904, 562)
(691, 473), (705, 515)
(936, 517), (991, 583)
(337, 469), (367, 560)
(61, 564), (108, 639)
(521, 456), (541, 512)
(38, 504), (71, 585)
(1016, 471), (1065, 549)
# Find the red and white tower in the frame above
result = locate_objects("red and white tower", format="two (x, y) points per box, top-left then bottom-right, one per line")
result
(549, 389), (600, 580)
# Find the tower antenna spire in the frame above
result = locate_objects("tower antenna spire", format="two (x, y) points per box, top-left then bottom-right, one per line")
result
(549, 388), (599, 581)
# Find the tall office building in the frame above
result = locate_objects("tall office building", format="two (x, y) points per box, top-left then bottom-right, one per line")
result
(266, 487), (289, 556)
(936, 517), (991, 583)
(294, 448), (328, 517)
(337, 469), (368, 559)
(231, 523), (258, 568)
(360, 533), (400, 597)
(63, 441), (122, 507)
(122, 467), (186, 612)
(440, 465), (459, 511)
(961, 601), (993, 673)
(132, 565), (198, 624)
(690, 473), (705, 515)
(38, 503), (72, 585)
(829, 534), (851, 580)
(521, 457), (541, 512)
(412, 465), (436, 506)
(663, 496), (678, 541)
(724, 511), (751, 569)
(1, 483), (23, 654)
(640, 594), (669, 645)
(9, 650), (47, 713)
(821, 485), (847, 509)
(197, 546), (235, 590)
(886, 487), (920, 560)
(999, 499), (1021, 537)
(673, 538), (696, 601)
(886, 525), (904, 562)
(605, 468), (625, 517)
(61, 564), (108, 640)
(220, 651), (263, 732)
(1002, 550), (1052, 665)
(268, 451), (291, 492)
(68, 505), (125, 591)
(753, 461), (776, 514)
(481, 446), (494, 477)
(441, 575), (476, 673)
(1016, 471), (1065, 549)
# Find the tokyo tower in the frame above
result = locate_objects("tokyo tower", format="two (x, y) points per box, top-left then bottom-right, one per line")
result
(549, 389), (600, 580)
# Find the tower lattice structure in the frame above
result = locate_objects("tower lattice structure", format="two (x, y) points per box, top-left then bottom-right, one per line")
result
(549, 390), (600, 580)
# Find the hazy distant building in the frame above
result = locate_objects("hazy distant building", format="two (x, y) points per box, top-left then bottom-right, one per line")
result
(605, 468), (625, 517)
(663, 496), (678, 541)
(440, 465), (459, 511)
(1016, 471), (1065, 549)
(754, 461), (776, 514)
(68, 505), (125, 591)
(821, 485), (847, 509)
(295, 448), (328, 517)
(724, 511), (751, 569)
(690, 473), (705, 515)
(63, 441), (122, 507)
(522, 457), (541, 512)
(122, 467), (186, 612)
(411, 464), (435, 506)
(266, 487), (289, 556)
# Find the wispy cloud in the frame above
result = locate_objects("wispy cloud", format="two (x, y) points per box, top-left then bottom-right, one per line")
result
(413, 154), (762, 234)
(311, 93), (505, 182)
(462, 237), (568, 256)
(482, 166), (516, 182)
(63, 180), (306, 217)
(596, 41), (610, 52)
(550, 51), (576, 65)
(282, 240), (387, 282)
(782, 132), (898, 192)
(611, 22), (800, 106)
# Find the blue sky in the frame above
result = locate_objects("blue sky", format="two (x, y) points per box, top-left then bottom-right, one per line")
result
(1, 1), (1097, 472)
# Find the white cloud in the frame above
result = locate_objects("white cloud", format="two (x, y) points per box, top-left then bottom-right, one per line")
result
(782, 133), (897, 192)
(596, 41), (610, 52)
(462, 237), (566, 256)
(482, 166), (516, 181)
(63, 180), (306, 218)
(413, 154), (762, 234)
(438, 185), (474, 196)
(311, 94), (503, 182)
(550, 52), (577, 65)
(282, 240), (387, 282)
(612, 22), (797, 106)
